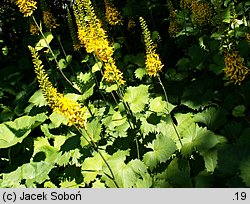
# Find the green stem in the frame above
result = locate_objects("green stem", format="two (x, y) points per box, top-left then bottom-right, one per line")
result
(81, 127), (119, 188)
(157, 75), (183, 147)
(32, 16), (73, 87)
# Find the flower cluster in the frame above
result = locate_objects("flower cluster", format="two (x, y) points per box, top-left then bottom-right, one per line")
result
(168, 1), (179, 37)
(127, 19), (136, 30)
(30, 22), (39, 35)
(139, 17), (164, 77)
(42, 11), (59, 30)
(29, 46), (89, 128)
(15, 0), (37, 17)
(180, 0), (193, 10)
(191, 1), (212, 26)
(224, 50), (249, 85)
(74, 0), (125, 85)
(104, 0), (123, 26)
(40, 0), (59, 30)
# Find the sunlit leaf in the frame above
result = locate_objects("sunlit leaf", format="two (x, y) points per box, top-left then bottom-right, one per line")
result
(124, 85), (149, 113)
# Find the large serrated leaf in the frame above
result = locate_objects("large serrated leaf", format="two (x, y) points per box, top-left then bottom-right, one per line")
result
(0, 161), (54, 187)
(124, 85), (149, 113)
(28, 90), (47, 107)
(143, 134), (177, 170)
(149, 97), (176, 113)
(194, 107), (227, 130)
(239, 157), (250, 187)
(181, 123), (221, 156)
(134, 68), (147, 80)
(81, 151), (109, 185)
(0, 114), (47, 149)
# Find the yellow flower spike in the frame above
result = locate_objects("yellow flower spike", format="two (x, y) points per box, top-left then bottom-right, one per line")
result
(104, 0), (123, 26)
(15, 0), (37, 17)
(28, 46), (89, 129)
(224, 50), (249, 85)
(139, 17), (164, 77)
(191, 0), (212, 27)
(73, 0), (125, 85)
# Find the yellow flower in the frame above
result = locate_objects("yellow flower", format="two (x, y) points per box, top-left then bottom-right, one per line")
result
(103, 59), (125, 85)
(180, 0), (193, 10)
(191, 1), (212, 26)
(74, 0), (125, 85)
(30, 22), (39, 35)
(139, 17), (164, 77)
(43, 11), (59, 30)
(28, 46), (89, 128)
(15, 0), (37, 17)
(104, 1), (123, 26)
(145, 53), (164, 77)
(168, 10), (179, 37)
(127, 19), (136, 30)
(224, 51), (249, 85)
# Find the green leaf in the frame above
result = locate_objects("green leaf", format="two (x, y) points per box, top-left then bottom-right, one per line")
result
(114, 159), (152, 188)
(58, 58), (67, 69)
(0, 162), (54, 187)
(83, 119), (102, 143)
(201, 149), (218, 172)
(149, 97), (176, 113)
(2, 46), (8, 55)
(124, 85), (149, 113)
(181, 123), (221, 156)
(143, 134), (177, 170)
(33, 137), (60, 163)
(111, 111), (127, 127)
(232, 105), (246, 117)
(240, 157), (250, 187)
(92, 62), (102, 72)
(0, 114), (47, 149)
(29, 90), (47, 107)
(49, 112), (68, 128)
(194, 107), (227, 130)
(92, 179), (106, 188)
(134, 67), (147, 80)
(66, 55), (72, 63)
(81, 152), (109, 185)
(35, 32), (54, 51)
(166, 158), (193, 187)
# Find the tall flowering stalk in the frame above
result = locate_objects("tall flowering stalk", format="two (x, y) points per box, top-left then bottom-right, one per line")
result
(73, 0), (125, 85)
(67, 9), (82, 51)
(224, 50), (249, 85)
(139, 17), (164, 77)
(29, 46), (89, 129)
(15, 0), (37, 17)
